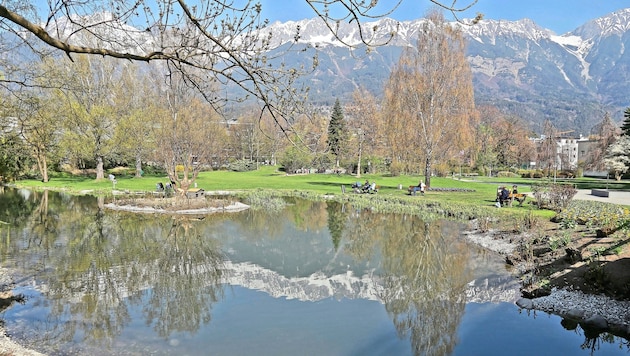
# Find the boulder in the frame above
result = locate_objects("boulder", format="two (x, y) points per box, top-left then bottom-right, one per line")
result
(515, 298), (533, 309)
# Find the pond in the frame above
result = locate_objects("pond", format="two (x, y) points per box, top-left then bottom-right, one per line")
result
(0, 187), (628, 355)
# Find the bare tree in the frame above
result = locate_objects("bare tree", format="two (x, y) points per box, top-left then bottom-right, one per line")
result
(348, 87), (383, 177)
(584, 112), (620, 171)
(537, 120), (557, 174)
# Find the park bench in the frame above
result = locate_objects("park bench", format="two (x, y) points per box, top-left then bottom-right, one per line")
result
(497, 192), (527, 207)
(408, 185), (425, 196)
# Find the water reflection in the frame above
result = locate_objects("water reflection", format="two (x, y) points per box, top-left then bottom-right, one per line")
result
(0, 188), (624, 355)
(0, 188), (225, 352)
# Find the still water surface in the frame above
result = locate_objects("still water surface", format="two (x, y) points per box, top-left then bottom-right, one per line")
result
(0, 187), (627, 355)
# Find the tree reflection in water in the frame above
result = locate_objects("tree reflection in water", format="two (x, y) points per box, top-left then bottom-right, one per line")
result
(0, 189), (225, 350)
(4, 190), (627, 354)
(344, 208), (470, 356)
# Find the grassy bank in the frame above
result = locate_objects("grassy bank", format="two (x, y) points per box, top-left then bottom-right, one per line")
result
(12, 165), (562, 221)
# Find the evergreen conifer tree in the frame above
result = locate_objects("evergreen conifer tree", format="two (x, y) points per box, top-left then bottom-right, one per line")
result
(621, 107), (630, 137)
(327, 98), (347, 168)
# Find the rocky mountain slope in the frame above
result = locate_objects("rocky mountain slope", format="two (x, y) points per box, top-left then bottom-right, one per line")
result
(267, 9), (630, 134)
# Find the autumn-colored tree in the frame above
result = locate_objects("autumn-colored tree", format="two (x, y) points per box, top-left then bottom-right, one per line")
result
(383, 11), (476, 186)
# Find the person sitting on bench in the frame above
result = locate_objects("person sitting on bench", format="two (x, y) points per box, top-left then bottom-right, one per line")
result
(499, 186), (510, 206)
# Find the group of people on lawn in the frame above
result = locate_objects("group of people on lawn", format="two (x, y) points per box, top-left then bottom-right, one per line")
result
(496, 184), (520, 207)
(352, 179), (377, 193)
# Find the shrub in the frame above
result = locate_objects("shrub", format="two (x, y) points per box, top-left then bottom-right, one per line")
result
(228, 159), (257, 172)
(531, 182), (577, 212)
(280, 146), (312, 173)
(549, 231), (572, 251)
(554, 200), (630, 232)
(549, 183), (577, 211)
(497, 171), (519, 178)
(389, 161), (404, 177)
(520, 170), (544, 178)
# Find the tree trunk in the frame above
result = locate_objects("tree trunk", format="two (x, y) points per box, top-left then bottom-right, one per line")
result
(424, 156), (432, 188)
(41, 155), (49, 183)
(135, 154), (143, 178)
(356, 145), (362, 178)
(96, 156), (104, 179)
(36, 150), (49, 183)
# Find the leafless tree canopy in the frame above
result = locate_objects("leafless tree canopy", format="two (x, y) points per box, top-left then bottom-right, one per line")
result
(0, 0), (479, 124)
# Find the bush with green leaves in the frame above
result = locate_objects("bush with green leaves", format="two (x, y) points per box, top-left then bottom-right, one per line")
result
(228, 159), (257, 172)
(280, 146), (312, 173)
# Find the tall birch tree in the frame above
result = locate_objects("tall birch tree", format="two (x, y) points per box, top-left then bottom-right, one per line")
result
(384, 11), (476, 187)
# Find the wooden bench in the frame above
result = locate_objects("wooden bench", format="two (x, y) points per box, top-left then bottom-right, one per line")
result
(408, 185), (425, 195)
(498, 193), (527, 207)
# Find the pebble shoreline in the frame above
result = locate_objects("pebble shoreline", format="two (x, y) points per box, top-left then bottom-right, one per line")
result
(517, 288), (630, 337)
(464, 227), (630, 338)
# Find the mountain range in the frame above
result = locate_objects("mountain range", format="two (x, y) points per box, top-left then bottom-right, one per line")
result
(20, 8), (630, 135)
(266, 8), (630, 135)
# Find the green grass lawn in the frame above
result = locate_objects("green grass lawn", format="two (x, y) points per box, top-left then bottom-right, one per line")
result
(13, 165), (626, 221)
(17, 165), (501, 195)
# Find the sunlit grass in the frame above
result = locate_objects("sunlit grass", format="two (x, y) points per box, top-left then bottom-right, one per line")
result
(13, 165), (553, 219)
(14, 166), (625, 222)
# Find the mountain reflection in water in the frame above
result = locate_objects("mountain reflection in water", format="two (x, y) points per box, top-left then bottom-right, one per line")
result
(0, 187), (625, 355)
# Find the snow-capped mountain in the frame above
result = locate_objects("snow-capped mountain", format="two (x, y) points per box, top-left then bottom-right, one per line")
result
(266, 8), (630, 133)
(13, 7), (630, 134)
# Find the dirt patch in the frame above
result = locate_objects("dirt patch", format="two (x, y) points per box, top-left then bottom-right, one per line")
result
(503, 220), (630, 300)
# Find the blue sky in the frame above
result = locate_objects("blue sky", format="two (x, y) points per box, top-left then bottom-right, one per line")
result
(258, 0), (630, 34)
